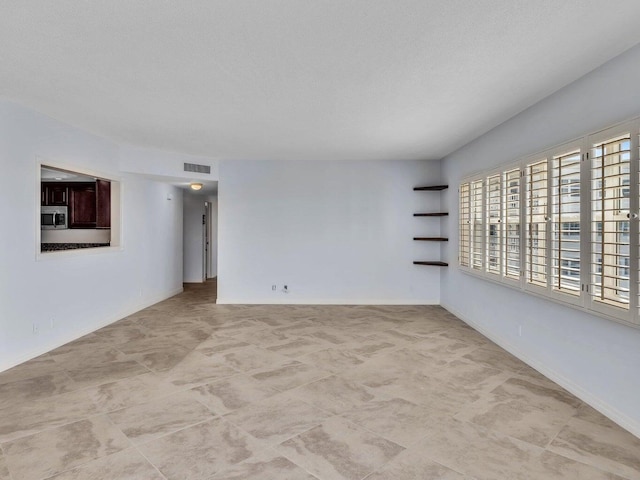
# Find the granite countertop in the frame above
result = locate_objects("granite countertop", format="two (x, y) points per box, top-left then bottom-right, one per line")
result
(41, 243), (111, 252)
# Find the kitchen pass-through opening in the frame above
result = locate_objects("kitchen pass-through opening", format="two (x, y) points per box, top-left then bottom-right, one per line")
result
(38, 163), (121, 255)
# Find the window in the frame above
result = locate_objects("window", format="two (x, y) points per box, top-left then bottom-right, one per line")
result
(503, 168), (521, 280)
(526, 160), (548, 288)
(486, 174), (501, 275)
(471, 180), (484, 271)
(551, 150), (581, 295)
(459, 183), (471, 267)
(590, 134), (631, 309)
(458, 118), (640, 327)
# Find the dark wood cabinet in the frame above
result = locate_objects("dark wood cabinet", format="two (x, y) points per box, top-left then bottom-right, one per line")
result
(41, 180), (111, 229)
(41, 184), (68, 206)
(69, 183), (97, 228)
(96, 179), (111, 229)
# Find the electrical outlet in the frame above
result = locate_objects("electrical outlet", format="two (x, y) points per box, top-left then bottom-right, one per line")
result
(282, 285), (289, 294)
(50, 318), (55, 328)
(272, 285), (277, 291)
(32, 323), (39, 334)
(518, 325), (522, 337)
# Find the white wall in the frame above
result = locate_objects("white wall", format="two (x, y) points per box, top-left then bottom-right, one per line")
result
(218, 159), (441, 304)
(119, 145), (219, 182)
(0, 102), (185, 371)
(183, 192), (205, 283)
(208, 195), (218, 278)
(441, 44), (640, 437)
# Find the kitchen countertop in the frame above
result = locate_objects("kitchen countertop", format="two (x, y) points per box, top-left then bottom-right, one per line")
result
(41, 243), (111, 252)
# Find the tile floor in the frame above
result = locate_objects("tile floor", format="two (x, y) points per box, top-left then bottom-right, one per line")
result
(1, 280), (639, 480)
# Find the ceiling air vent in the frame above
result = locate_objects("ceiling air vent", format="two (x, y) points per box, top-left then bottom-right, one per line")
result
(184, 163), (211, 174)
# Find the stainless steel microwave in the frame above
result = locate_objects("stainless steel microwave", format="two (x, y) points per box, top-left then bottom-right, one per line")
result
(41, 206), (68, 230)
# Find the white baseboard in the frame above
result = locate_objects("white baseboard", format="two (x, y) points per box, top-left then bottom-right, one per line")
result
(216, 297), (439, 305)
(0, 286), (183, 373)
(441, 301), (640, 440)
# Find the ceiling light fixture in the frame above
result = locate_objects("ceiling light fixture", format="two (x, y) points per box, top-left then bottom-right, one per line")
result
(190, 183), (203, 191)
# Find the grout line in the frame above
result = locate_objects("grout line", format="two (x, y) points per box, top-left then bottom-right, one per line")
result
(133, 446), (169, 480)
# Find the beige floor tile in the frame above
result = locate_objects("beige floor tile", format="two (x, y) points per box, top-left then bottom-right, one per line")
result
(250, 361), (331, 392)
(266, 337), (328, 358)
(47, 333), (114, 358)
(430, 358), (509, 397)
(0, 389), (100, 443)
(363, 329), (424, 345)
(212, 449), (319, 479)
(395, 320), (451, 337)
(491, 376), (581, 413)
(161, 351), (238, 388)
(378, 346), (450, 372)
(0, 370), (77, 409)
(86, 372), (181, 412)
(461, 347), (527, 374)
(188, 374), (280, 414)
(548, 416), (640, 479)
(298, 329), (366, 346)
(364, 447), (472, 480)
(340, 339), (398, 358)
(46, 448), (165, 479)
(416, 417), (546, 479)
(343, 366), (476, 414)
(298, 348), (366, 374)
(438, 327), (493, 347)
(107, 391), (214, 445)
(454, 393), (572, 447)
(95, 322), (155, 345)
(64, 360), (149, 388)
(536, 451), (628, 480)
(342, 397), (442, 447)
(49, 344), (128, 370)
(234, 327), (299, 347)
(572, 403), (622, 429)
(339, 356), (420, 388)
(0, 355), (61, 386)
(0, 449), (9, 480)
(209, 344), (292, 372)
(139, 417), (263, 480)
(290, 375), (379, 415)
(212, 319), (262, 336)
(195, 335), (252, 356)
(124, 341), (192, 372)
(276, 416), (404, 480)
(412, 334), (479, 362)
(223, 393), (331, 446)
(2, 416), (130, 480)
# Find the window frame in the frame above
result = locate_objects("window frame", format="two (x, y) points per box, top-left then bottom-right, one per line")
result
(585, 123), (638, 323)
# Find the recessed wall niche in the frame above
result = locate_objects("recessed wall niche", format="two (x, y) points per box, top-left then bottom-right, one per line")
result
(39, 164), (120, 253)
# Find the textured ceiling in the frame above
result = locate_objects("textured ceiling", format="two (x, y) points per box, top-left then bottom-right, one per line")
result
(2, 1), (640, 161)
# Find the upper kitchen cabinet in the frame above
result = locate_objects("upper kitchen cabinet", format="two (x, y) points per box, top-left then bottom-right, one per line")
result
(41, 184), (68, 206)
(67, 181), (111, 229)
(69, 183), (97, 228)
(96, 179), (111, 229)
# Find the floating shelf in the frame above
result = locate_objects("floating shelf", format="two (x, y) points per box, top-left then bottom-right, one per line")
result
(413, 185), (448, 191)
(413, 184), (448, 267)
(413, 237), (448, 241)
